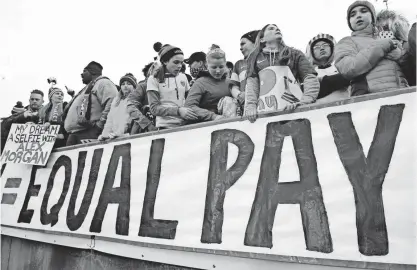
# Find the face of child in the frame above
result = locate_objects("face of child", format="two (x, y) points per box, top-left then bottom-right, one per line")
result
(164, 55), (184, 76)
(240, 37), (256, 58)
(313, 41), (332, 62)
(349, 6), (372, 31)
(262, 24), (282, 42)
(207, 57), (227, 80)
(121, 81), (135, 95)
(51, 91), (64, 103)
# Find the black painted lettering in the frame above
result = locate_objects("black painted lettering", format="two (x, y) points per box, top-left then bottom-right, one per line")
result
(201, 129), (254, 243)
(40, 155), (72, 226)
(139, 139), (179, 239)
(18, 166), (41, 223)
(90, 143), (131, 235)
(67, 148), (103, 231)
(327, 104), (405, 256)
(245, 119), (333, 253)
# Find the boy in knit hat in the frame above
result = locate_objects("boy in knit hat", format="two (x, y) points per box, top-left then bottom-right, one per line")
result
(305, 33), (350, 103)
(64, 61), (118, 145)
(335, 1), (408, 96)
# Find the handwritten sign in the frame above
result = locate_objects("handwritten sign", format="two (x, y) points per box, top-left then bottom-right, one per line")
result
(0, 124), (59, 166)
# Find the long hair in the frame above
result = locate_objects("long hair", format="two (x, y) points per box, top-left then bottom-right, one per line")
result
(245, 24), (290, 80)
(376, 10), (410, 42)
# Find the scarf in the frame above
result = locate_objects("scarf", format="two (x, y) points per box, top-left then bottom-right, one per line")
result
(39, 102), (64, 124)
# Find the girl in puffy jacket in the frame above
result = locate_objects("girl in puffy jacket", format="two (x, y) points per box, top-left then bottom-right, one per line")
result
(334, 1), (408, 96)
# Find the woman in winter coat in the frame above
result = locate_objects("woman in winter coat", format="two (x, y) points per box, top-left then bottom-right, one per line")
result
(305, 33), (350, 103)
(147, 43), (197, 129)
(185, 45), (238, 122)
(98, 73), (137, 141)
(244, 24), (320, 123)
(334, 1), (408, 96)
(38, 87), (67, 148)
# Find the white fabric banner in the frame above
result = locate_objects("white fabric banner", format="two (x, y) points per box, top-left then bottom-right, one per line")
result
(1, 92), (415, 265)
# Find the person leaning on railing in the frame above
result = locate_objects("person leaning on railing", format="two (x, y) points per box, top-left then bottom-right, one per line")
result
(146, 43), (197, 130)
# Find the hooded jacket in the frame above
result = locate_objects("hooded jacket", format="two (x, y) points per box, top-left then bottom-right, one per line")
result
(335, 4), (408, 96)
(245, 47), (320, 111)
(306, 34), (350, 100)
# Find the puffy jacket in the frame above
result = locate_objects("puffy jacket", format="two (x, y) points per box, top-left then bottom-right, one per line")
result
(335, 26), (408, 96)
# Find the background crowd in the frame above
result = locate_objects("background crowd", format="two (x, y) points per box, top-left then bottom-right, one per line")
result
(0, 0), (415, 152)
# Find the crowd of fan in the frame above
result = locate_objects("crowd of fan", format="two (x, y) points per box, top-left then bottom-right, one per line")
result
(1, 0), (415, 152)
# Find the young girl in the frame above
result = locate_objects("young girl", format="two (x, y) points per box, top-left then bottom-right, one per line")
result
(147, 43), (197, 129)
(335, 1), (408, 96)
(185, 45), (237, 122)
(38, 87), (67, 148)
(230, 30), (259, 109)
(244, 24), (320, 123)
(98, 73), (137, 141)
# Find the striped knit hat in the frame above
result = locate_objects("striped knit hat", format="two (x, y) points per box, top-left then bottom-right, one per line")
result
(119, 73), (137, 88)
(11, 101), (25, 114)
(347, 1), (377, 31)
(48, 87), (64, 100)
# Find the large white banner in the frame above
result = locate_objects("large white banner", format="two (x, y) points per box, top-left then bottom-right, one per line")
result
(1, 91), (415, 266)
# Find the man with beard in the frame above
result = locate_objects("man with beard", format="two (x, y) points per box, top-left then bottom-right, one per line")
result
(1, 89), (44, 153)
(63, 61), (118, 146)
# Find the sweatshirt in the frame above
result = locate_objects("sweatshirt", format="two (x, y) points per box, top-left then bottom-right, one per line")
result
(185, 72), (231, 121)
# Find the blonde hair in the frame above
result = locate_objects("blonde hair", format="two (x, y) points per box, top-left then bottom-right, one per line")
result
(206, 44), (226, 62)
(376, 10), (410, 42)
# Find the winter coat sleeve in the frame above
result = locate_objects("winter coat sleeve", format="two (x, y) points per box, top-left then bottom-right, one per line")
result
(318, 73), (351, 99)
(147, 77), (180, 117)
(184, 81), (218, 121)
(293, 50), (319, 104)
(335, 37), (394, 80)
(126, 84), (146, 118)
(101, 98), (117, 137)
(94, 79), (118, 129)
(244, 76), (260, 111)
(301, 74), (320, 104)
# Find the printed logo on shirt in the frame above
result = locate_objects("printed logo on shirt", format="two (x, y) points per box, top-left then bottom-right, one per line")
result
(180, 81), (186, 87)
(257, 59), (266, 64)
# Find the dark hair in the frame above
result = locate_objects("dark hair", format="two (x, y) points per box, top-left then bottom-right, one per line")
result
(226, 61), (234, 69)
(31, 89), (44, 97)
(181, 63), (186, 73)
(142, 62), (154, 78)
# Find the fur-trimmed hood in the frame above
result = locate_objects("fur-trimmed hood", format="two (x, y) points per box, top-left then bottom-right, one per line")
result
(306, 33), (337, 68)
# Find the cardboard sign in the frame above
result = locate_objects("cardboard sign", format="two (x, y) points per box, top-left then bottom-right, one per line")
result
(258, 66), (303, 112)
(0, 124), (60, 166)
(1, 90), (415, 267)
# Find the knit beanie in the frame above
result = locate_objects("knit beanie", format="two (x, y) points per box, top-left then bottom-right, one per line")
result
(84, 61), (103, 76)
(347, 1), (377, 31)
(11, 101), (25, 114)
(119, 73), (137, 88)
(154, 42), (184, 63)
(241, 30), (260, 44)
(48, 87), (64, 100)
